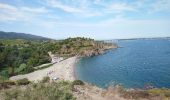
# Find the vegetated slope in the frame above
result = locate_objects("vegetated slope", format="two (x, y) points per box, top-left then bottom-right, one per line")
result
(0, 79), (169, 100)
(0, 37), (117, 79)
(0, 31), (50, 40)
(54, 37), (118, 57)
(0, 39), (51, 78)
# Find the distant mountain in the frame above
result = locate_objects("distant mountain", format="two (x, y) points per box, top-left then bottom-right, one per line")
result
(0, 31), (51, 40)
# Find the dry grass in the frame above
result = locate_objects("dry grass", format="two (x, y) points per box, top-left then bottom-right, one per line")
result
(0, 80), (76, 100)
(147, 88), (170, 97)
(1, 78), (170, 100)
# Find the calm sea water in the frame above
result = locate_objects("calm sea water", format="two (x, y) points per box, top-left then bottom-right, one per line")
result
(75, 39), (170, 88)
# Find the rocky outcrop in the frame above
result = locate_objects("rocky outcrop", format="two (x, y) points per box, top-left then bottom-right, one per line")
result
(79, 44), (117, 57)
(81, 49), (104, 57)
(48, 38), (118, 58)
(73, 83), (126, 100)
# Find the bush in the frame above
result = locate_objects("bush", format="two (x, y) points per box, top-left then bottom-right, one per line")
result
(0, 76), (5, 83)
(4, 81), (16, 85)
(0, 76), (15, 89)
(2, 81), (76, 100)
(3, 88), (21, 100)
(122, 90), (149, 99)
(0, 70), (9, 79)
(147, 88), (170, 97)
(20, 66), (34, 74)
(41, 76), (50, 83)
(72, 80), (84, 86)
(16, 78), (30, 85)
(17, 63), (27, 72)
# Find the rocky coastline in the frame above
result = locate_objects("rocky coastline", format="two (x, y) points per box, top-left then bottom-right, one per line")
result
(80, 44), (118, 57)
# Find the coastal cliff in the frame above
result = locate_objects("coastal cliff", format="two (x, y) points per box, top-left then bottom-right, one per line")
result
(78, 41), (117, 57)
(79, 44), (117, 57)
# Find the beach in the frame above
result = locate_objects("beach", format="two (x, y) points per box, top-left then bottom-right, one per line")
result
(10, 56), (78, 82)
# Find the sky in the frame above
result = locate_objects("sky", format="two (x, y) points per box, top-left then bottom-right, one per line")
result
(0, 0), (170, 39)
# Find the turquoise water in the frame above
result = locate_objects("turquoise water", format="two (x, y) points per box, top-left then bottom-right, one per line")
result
(75, 39), (170, 88)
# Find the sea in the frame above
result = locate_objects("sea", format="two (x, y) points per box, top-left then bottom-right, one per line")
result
(75, 39), (170, 89)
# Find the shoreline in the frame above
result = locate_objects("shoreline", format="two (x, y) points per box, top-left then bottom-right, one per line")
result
(73, 57), (82, 80)
(73, 57), (78, 80)
(9, 47), (115, 82)
(10, 56), (78, 82)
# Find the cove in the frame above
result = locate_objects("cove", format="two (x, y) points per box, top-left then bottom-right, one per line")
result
(75, 39), (170, 88)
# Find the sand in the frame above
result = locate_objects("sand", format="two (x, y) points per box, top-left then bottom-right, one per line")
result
(10, 56), (78, 82)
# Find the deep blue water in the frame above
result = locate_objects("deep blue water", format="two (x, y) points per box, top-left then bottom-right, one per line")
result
(75, 39), (170, 88)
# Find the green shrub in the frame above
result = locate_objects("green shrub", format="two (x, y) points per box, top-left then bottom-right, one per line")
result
(16, 78), (30, 85)
(0, 76), (5, 83)
(2, 81), (76, 100)
(72, 80), (84, 86)
(4, 88), (21, 100)
(0, 81), (15, 90)
(147, 88), (170, 97)
(0, 70), (9, 79)
(20, 66), (34, 74)
(0, 81), (8, 89)
(4, 81), (16, 85)
(0, 76), (15, 89)
(17, 63), (27, 72)
(122, 90), (149, 99)
(41, 76), (50, 83)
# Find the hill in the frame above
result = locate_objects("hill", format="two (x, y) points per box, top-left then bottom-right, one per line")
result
(0, 31), (50, 40)
(0, 37), (117, 79)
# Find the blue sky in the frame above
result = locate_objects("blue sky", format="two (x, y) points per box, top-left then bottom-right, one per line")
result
(0, 0), (170, 39)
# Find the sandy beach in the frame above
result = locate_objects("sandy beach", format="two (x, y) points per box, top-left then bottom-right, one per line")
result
(10, 56), (78, 82)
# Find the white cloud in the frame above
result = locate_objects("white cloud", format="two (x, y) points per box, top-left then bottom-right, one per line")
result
(93, 0), (101, 4)
(0, 3), (25, 21)
(99, 1), (138, 15)
(44, 0), (103, 17)
(151, 0), (170, 13)
(108, 3), (136, 12)
(0, 3), (17, 11)
(0, 3), (50, 22)
(21, 7), (48, 13)
(44, 0), (135, 17)
(46, 0), (83, 13)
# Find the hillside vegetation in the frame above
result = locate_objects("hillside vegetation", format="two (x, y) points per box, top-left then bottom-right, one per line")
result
(0, 32), (169, 100)
(0, 78), (170, 100)
(0, 79), (76, 100)
(0, 37), (117, 79)
(0, 31), (50, 40)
